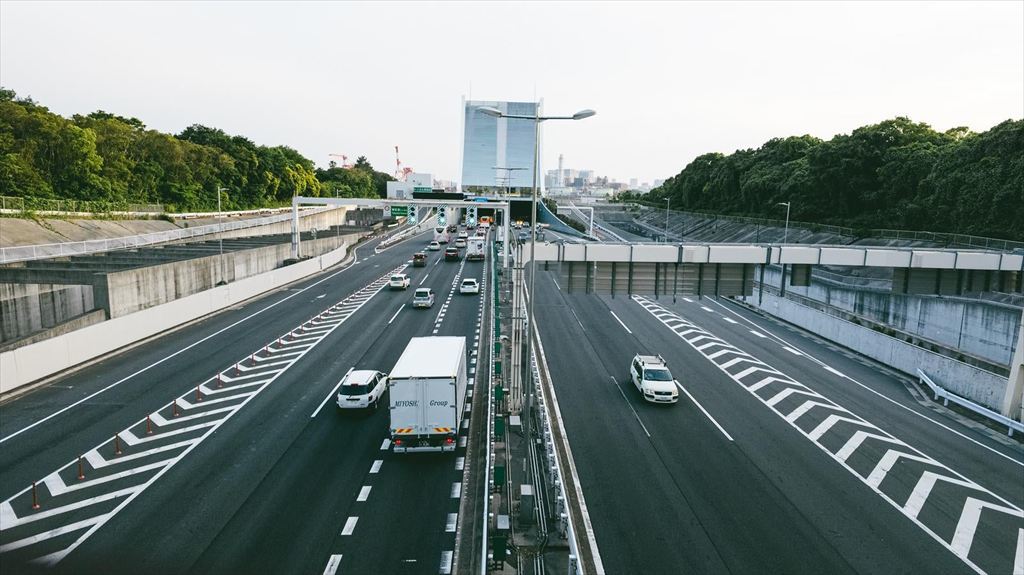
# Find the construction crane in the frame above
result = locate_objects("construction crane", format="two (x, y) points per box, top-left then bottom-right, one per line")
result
(394, 146), (413, 181)
(328, 153), (352, 169)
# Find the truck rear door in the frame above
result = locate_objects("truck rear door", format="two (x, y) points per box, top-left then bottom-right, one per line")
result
(390, 379), (422, 437)
(425, 379), (456, 434)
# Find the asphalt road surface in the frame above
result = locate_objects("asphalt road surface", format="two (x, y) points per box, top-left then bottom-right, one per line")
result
(0, 232), (489, 575)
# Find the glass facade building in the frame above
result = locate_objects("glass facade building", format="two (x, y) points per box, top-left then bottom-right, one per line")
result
(459, 99), (542, 195)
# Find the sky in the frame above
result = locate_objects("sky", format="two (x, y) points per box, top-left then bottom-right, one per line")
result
(1, 1), (1022, 185)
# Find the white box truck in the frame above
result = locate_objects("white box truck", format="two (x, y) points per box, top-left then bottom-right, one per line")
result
(466, 237), (485, 261)
(389, 336), (467, 453)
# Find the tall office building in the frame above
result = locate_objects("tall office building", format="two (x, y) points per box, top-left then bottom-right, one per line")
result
(459, 98), (542, 195)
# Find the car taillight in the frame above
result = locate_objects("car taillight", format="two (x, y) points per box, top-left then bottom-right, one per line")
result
(394, 439), (403, 446)
(445, 437), (455, 445)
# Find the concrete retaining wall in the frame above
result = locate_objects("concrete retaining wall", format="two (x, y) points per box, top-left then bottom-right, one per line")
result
(743, 289), (1008, 410)
(764, 266), (1020, 366)
(94, 234), (357, 318)
(0, 283), (95, 344)
(0, 238), (359, 395)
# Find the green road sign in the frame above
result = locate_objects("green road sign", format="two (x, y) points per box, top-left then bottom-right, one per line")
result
(389, 206), (408, 217)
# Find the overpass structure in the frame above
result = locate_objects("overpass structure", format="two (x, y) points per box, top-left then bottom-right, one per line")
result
(524, 241), (1024, 297)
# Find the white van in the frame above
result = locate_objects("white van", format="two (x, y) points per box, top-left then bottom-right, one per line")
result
(630, 354), (679, 404)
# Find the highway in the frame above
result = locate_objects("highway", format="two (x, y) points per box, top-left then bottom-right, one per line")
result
(531, 266), (1024, 575)
(0, 232), (489, 575)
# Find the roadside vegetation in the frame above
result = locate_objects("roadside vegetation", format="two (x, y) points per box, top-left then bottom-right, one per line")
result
(0, 88), (393, 214)
(624, 117), (1023, 241)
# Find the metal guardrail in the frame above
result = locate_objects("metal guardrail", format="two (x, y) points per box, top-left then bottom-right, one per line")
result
(0, 208), (330, 264)
(917, 368), (1022, 436)
(626, 202), (1024, 250)
(531, 353), (583, 575)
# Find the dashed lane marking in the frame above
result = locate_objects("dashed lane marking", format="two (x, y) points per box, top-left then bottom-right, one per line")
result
(357, 486), (372, 502)
(322, 554), (342, 575)
(341, 516), (358, 536)
(370, 460), (382, 474)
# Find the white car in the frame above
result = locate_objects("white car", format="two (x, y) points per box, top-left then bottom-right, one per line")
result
(428, 241), (441, 251)
(459, 278), (480, 294)
(412, 287), (435, 308)
(630, 354), (679, 404)
(389, 273), (411, 290)
(454, 238), (467, 249)
(337, 370), (388, 410)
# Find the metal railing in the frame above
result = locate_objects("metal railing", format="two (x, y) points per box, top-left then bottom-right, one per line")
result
(0, 208), (330, 264)
(0, 196), (163, 214)
(625, 202), (1024, 250)
(917, 369), (1022, 436)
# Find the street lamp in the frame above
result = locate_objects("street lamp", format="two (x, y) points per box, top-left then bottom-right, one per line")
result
(665, 198), (671, 242)
(777, 201), (791, 244)
(477, 103), (594, 444)
(216, 186), (229, 283)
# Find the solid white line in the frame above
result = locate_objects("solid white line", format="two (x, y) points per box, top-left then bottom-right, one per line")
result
(387, 305), (404, 325)
(419, 273), (430, 285)
(322, 554), (342, 575)
(341, 516), (358, 536)
(311, 368), (352, 418)
(1, 250), (368, 444)
(610, 377), (650, 438)
(609, 311), (632, 334)
(552, 277), (561, 290)
(370, 459), (382, 474)
(707, 297), (1024, 467)
(569, 307), (585, 331)
(676, 381), (734, 441)
(357, 486), (372, 502)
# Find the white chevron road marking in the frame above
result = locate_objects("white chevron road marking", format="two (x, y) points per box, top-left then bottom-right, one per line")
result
(633, 295), (1024, 575)
(0, 266), (406, 566)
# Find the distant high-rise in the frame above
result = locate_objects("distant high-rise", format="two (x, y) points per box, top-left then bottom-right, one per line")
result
(558, 154), (564, 187)
(459, 98), (542, 194)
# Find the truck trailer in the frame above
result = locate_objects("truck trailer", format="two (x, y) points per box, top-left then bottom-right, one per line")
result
(388, 336), (468, 453)
(466, 237), (485, 261)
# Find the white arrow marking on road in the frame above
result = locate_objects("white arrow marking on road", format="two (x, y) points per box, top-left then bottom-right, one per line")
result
(84, 439), (195, 468)
(785, 400), (847, 424)
(904, 470), (982, 520)
(864, 448), (936, 489)
(808, 414), (877, 442)
(835, 430), (906, 463)
(44, 460), (168, 496)
(951, 497), (1024, 559)
(322, 554), (342, 575)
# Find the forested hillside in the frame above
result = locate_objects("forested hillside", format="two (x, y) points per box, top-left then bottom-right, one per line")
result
(643, 118), (1023, 241)
(0, 88), (393, 212)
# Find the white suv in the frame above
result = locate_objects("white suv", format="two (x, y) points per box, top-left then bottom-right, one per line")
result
(337, 370), (388, 410)
(459, 278), (480, 294)
(630, 354), (679, 404)
(389, 273), (411, 290)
